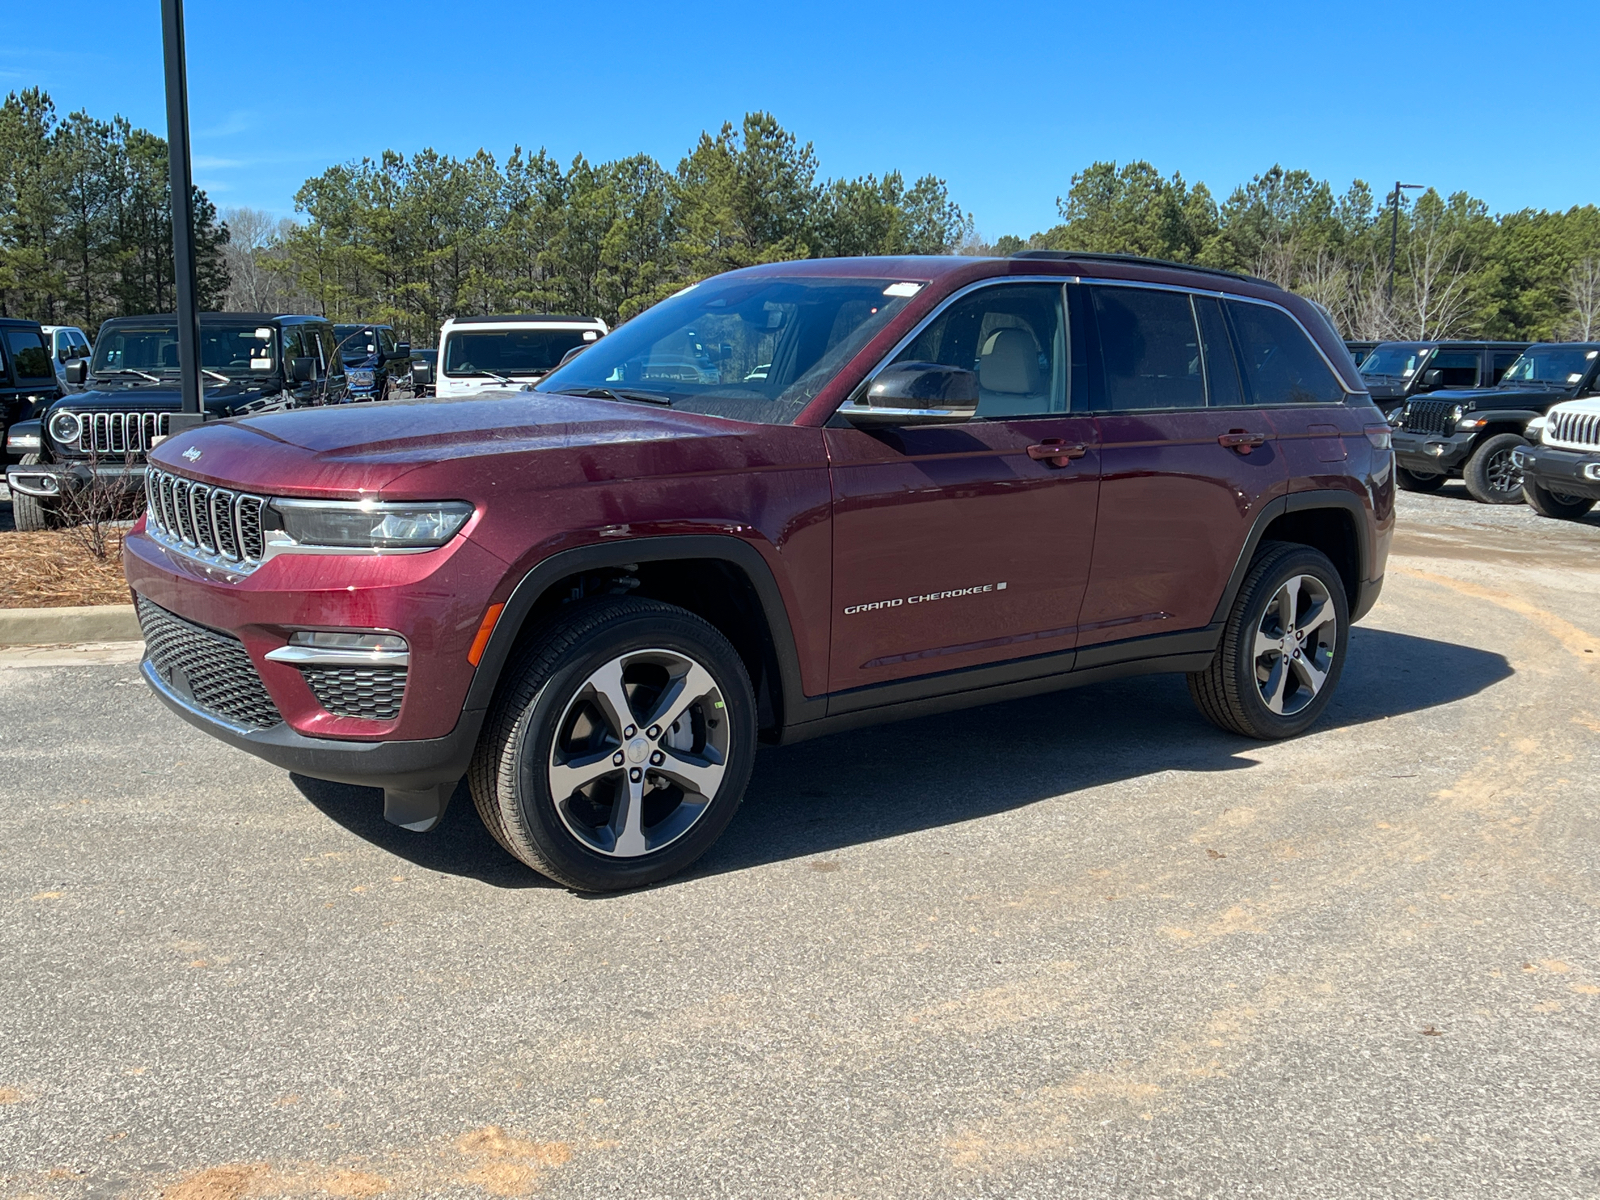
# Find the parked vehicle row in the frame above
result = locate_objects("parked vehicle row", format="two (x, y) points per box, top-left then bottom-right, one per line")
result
(124, 251), (1394, 891)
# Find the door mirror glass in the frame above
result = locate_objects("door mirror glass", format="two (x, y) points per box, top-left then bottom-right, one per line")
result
(1420, 368), (1443, 389)
(839, 362), (979, 426)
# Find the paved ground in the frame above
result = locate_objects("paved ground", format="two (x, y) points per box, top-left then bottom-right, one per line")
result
(1, 483), (1598, 1200)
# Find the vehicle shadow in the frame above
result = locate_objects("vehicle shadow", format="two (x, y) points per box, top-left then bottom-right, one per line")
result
(292, 627), (1510, 890)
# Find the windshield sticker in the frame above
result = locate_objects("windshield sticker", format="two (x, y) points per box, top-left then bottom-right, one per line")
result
(582, 330), (599, 341)
(254, 328), (273, 339)
(844, 581), (1007, 616)
(1569, 373), (1584, 383)
(883, 282), (923, 297)
(250, 357), (272, 369)
(1589, 350), (1598, 359)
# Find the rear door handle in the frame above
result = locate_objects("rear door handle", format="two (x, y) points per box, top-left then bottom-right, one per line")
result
(1027, 440), (1088, 466)
(1218, 430), (1267, 454)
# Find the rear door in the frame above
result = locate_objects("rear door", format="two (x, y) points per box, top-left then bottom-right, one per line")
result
(1077, 285), (1288, 650)
(826, 280), (1102, 695)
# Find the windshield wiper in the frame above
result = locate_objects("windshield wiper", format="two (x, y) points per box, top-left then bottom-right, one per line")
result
(202, 368), (230, 384)
(107, 368), (161, 383)
(562, 387), (673, 406)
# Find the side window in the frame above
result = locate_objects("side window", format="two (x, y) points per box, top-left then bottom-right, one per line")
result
(1089, 286), (1205, 411)
(891, 283), (1066, 418)
(5, 329), (54, 381)
(1429, 350), (1480, 388)
(318, 328), (342, 374)
(1225, 301), (1346, 406)
(1195, 296), (1246, 408)
(282, 328), (308, 375)
(378, 328), (396, 355)
(1491, 351), (1520, 385)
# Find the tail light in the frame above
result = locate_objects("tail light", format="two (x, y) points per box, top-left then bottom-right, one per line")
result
(1364, 424), (1392, 450)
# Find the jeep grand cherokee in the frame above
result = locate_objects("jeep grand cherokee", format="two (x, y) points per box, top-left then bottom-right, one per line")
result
(124, 253), (1394, 891)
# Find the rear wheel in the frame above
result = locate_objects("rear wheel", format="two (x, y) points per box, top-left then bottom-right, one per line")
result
(1522, 479), (1596, 520)
(1462, 433), (1528, 504)
(1395, 466), (1446, 493)
(10, 454), (56, 532)
(1188, 541), (1350, 740)
(469, 597), (756, 892)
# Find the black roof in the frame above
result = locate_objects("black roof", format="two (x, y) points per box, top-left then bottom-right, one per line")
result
(1010, 249), (1280, 290)
(0, 316), (45, 329)
(447, 314), (602, 325)
(98, 312), (330, 326)
(333, 322), (394, 331)
(1370, 339), (1533, 349)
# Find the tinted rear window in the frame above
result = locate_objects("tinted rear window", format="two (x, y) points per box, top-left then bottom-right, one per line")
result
(1225, 302), (1345, 405)
(5, 329), (53, 381)
(1089, 286), (1205, 411)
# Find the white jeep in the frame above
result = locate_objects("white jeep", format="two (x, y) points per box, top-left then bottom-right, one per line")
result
(428, 314), (607, 399)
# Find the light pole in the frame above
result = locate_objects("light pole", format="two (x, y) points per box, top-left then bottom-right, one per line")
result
(161, 0), (204, 431)
(1387, 181), (1426, 308)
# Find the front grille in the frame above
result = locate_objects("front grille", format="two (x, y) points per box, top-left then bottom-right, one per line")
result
(1401, 399), (1456, 436)
(137, 596), (282, 730)
(145, 468), (268, 566)
(300, 665), (407, 721)
(78, 411), (171, 455)
(1548, 409), (1600, 450)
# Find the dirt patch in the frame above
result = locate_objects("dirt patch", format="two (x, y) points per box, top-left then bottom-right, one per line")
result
(0, 530), (129, 608)
(162, 1164), (265, 1200)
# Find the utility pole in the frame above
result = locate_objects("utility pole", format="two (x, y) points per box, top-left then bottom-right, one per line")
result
(1387, 181), (1426, 308)
(161, 0), (204, 431)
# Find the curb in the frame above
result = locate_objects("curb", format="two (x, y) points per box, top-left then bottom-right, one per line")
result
(0, 604), (141, 646)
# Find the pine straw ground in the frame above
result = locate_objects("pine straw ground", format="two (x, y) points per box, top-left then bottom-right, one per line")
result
(0, 530), (131, 608)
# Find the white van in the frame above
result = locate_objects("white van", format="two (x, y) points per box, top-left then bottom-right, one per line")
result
(432, 314), (608, 399)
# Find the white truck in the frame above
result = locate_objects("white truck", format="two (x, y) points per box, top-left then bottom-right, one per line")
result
(424, 314), (607, 399)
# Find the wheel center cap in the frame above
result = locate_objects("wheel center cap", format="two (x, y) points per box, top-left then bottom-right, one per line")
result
(625, 737), (650, 764)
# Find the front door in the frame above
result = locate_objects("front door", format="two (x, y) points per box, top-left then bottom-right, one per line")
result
(825, 281), (1102, 696)
(1076, 284), (1288, 649)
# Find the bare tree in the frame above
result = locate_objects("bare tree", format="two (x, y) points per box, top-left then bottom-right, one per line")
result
(1400, 220), (1475, 340)
(221, 206), (314, 313)
(1560, 257), (1600, 340)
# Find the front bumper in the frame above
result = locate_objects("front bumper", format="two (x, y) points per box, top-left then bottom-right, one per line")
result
(5, 459), (146, 498)
(1514, 444), (1600, 500)
(1392, 429), (1474, 473)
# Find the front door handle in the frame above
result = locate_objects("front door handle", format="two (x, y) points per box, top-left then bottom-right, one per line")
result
(1218, 430), (1267, 454)
(1027, 440), (1088, 467)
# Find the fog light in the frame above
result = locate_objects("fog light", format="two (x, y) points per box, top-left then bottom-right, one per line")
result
(1424, 442), (1447, 457)
(1585, 463), (1600, 482)
(264, 629), (409, 666)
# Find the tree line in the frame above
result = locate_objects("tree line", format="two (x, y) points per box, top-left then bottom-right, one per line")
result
(4, 87), (1599, 346)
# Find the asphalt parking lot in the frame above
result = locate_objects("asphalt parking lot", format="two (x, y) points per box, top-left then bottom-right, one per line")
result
(2, 483), (1598, 1200)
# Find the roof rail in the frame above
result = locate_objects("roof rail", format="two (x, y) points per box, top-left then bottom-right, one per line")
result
(1010, 249), (1280, 290)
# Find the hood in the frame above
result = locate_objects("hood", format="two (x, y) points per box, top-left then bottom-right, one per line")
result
(146, 392), (766, 498)
(1404, 384), (1571, 410)
(49, 378), (286, 415)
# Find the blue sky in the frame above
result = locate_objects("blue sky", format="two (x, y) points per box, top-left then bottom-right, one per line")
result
(6, 0), (1597, 240)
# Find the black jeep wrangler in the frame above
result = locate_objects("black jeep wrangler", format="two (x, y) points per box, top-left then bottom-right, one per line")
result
(1359, 339), (1529, 424)
(4, 312), (346, 531)
(0, 317), (64, 462)
(332, 323), (412, 401)
(1390, 342), (1600, 503)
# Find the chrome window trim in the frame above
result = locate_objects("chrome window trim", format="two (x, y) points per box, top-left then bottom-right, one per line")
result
(848, 272), (1358, 413)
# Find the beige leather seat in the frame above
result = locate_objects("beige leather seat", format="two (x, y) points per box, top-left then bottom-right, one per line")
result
(978, 327), (1045, 416)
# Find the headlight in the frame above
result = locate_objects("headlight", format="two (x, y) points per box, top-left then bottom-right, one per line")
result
(347, 368), (375, 386)
(268, 499), (474, 549)
(48, 410), (81, 444)
(1526, 415), (1548, 443)
(1449, 405), (1464, 423)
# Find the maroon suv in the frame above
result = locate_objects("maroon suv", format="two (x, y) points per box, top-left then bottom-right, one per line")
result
(126, 253), (1394, 891)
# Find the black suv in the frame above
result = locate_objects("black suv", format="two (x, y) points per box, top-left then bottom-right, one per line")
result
(4, 312), (346, 531)
(0, 317), (63, 462)
(1390, 342), (1600, 503)
(1360, 340), (1529, 424)
(332, 324), (412, 401)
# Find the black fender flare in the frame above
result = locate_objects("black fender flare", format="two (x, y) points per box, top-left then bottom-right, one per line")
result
(1210, 489), (1375, 625)
(461, 535), (824, 731)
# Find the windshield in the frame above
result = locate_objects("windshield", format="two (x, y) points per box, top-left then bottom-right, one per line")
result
(1499, 345), (1598, 386)
(333, 325), (380, 362)
(534, 275), (921, 423)
(92, 325), (276, 377)
(444, 328), (597, 378)
(1358, 345), (1429, 380)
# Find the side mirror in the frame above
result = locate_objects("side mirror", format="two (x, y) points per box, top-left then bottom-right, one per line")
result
(390, 342), (411, 361)
(838, 362), (979, 427)
(410, 361), (433, 386)
(1419, 368), (1443, 389)
(65, 359), (88, 385)
(291, 356), (318, 384)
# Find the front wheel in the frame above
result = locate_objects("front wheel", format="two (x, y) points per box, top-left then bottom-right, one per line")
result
(469, 597), (756, 891)
(1188, 541), (1350, 740)
(1395, 466), (1447, 493)
(10, 454), (57, 532)
(1462, 433), (1528, 504)
(1522, 479), (1596, 520)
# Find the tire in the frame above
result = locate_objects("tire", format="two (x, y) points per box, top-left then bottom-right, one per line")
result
(1462, 433), (1528, 504)
(1395, 466), (1446, 493)
(1522, 479), (1596, 520)
(10, 454), (56, 532)
(1187, 541), (1351, 740)
(468, 597), (757, 892)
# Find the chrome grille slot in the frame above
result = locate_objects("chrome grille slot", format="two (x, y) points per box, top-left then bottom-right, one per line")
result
(143, 468), (268, 572)
(1550, 410), (1600, 450)
(137, 596), (282, 730)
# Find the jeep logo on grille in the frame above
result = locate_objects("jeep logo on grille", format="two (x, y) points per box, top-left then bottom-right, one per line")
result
(182, 446), (202, 462)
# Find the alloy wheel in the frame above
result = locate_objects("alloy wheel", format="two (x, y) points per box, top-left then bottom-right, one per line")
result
(1253, 574), (1338, 716)
(547, 648), (728, 858)
(1485, 448), (1522, 495)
